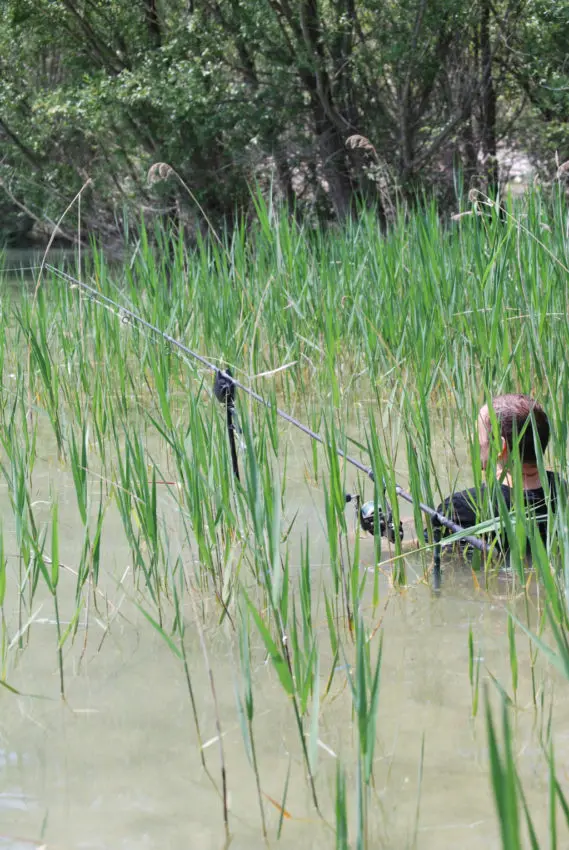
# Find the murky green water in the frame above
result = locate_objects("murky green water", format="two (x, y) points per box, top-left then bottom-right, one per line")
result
(1, 257), (568, 848)
(2, 418), (569, 850)
(1, 248), (79, 277)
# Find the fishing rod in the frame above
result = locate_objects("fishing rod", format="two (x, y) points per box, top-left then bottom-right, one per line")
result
(45, 264), (491, 576)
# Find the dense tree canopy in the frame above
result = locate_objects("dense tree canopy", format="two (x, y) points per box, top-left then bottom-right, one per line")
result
(0, 0), (568, 243)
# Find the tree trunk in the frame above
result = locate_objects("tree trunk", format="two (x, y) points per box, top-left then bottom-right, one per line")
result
(461, 116), (479, 189)
(299, 0), (354, 218)
(312, 103), (353, 219)
(480, 0), (498, 194)
(146, 0), (162, 48)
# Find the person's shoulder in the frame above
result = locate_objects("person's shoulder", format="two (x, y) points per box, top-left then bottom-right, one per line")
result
(444, 486), (483, 510)
(434, 486), (483, 529)
(423, 486), (481, 540)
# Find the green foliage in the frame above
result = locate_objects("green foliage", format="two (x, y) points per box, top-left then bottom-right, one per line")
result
(1, 0), (568, 237)
(2, 195), (569, 842)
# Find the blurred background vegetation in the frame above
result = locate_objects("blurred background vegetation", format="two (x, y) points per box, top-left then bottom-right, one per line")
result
(1, 0), (568, 247)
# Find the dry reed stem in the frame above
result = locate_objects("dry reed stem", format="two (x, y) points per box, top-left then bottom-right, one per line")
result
(187, 581), (230, 840)
(250, 361), (297, 379)
(451, 210), (485, 221)
(26, 179), (93, 437)
(0, 176), (89, 248)
(35, 178), (93, 296)
(148, 161), (224, 249)
(467, 189), (569, 276)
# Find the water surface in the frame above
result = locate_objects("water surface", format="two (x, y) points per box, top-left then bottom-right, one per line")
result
(1, 428), (568, 850)
(0, 268), (567, 848)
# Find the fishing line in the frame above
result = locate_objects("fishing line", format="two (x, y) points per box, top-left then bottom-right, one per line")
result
(1, 266), (48, 274)
(44, 263), (490, 559)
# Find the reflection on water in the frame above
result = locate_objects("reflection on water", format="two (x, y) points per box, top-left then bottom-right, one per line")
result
(1, 248), (79, 276)
(0, 376), (568, 848)
(0, 791), (33, 812)
(3, 564), (567, 850)
(1, 248), (115, 295)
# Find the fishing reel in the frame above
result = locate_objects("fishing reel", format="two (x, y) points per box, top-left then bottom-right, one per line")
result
(345, 493), (404, 544)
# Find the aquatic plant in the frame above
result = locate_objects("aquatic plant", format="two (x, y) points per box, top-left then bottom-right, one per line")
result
(1, 187), (569, 845)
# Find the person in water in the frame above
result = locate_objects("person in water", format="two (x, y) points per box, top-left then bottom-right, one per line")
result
(427, 393), (561, 548)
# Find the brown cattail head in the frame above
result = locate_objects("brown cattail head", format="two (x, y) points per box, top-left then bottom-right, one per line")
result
(346, 135), (377, 157)
(148, 162), (174, 185)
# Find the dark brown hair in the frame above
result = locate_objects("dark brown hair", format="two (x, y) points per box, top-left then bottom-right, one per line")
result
(484, 394), (550, 463)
